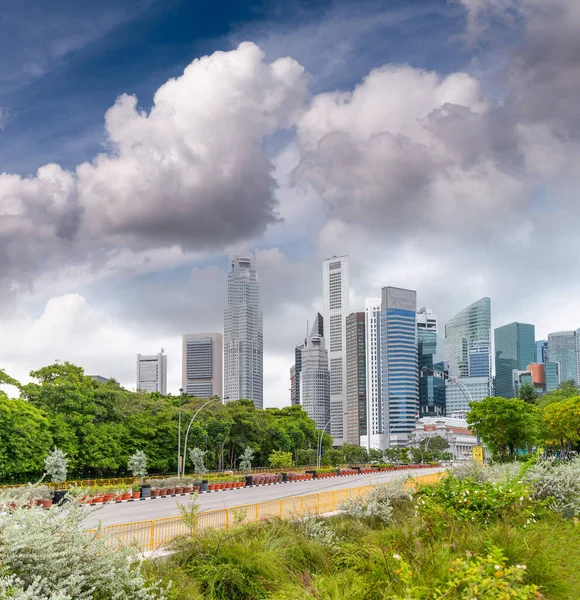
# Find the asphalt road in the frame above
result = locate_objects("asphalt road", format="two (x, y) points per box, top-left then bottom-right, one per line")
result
(84, 467), (443, 528)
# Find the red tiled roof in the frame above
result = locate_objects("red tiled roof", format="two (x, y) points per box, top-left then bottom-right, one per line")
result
(423, 424), (473, 435)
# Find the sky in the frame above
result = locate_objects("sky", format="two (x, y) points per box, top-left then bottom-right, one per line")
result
(1, 0), (579, 404)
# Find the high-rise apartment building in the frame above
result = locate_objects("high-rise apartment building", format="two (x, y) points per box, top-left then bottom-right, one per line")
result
(363, 298), (382, 449)
(182, 333), (223, 398)
(444, 298), (492, 398)
(535, 340), (548, 364)
(494, 322), (535, 398)
(136, 350), (167, 394)
(224, 256), (263, 408)
(346, 312), (366, 445)
(322, 256), (350, 445)
(417, 307), (445, 417)
(547, 331), (577, 385)
(380, 287), (419, 448)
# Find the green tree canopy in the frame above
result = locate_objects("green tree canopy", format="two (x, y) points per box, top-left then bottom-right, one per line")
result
(467, 397), (541, 461)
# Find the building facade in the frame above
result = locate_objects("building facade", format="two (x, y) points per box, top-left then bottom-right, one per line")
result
(444, 298), (492, 399)
(136, 350), (167, 394)
(293, 314), (330, 430)
(547, 331), (577, 385)
(182, 333), (223, 398)
(408, 416), (479, 461)
(535, 340), (548, 364)
(380, 287), (419, 448)
(322, 256), (350, 445)
(445, 376), (490, 414)
(417, 307), (445, 417)
(361, 297), (383, 450)
(224, 256), (263, 407)
(494, 322), (535, 398)
(346, 312), (367, 445)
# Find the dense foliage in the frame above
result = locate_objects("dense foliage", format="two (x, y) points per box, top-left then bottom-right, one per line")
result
(467, 381), (580, 462)
(145, 460), (580, 599)
(0, 362), (332, 483)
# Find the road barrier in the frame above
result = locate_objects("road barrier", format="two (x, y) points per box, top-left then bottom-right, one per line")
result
(91, 472), (442, 552)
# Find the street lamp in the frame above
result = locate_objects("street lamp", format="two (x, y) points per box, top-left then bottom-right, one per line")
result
(178, 388), (184, 477)
(316, 420), (331, 468)
(181, 398), (219, 476)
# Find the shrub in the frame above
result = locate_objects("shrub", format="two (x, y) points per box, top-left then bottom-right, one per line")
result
(526, 457), (580, 518)
(127, 451), (148, 480)
(43, 448), (68, 483)
(268, 450), (294, 470)
(340, 479), (410, 524)
(238, 447), (254, 475)
(189, 448), (207, 477)
(416, 475), (537, 527)
(0, 486), (166, 599)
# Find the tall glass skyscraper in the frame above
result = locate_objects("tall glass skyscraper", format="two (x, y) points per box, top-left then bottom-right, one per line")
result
(535, 340), (548, 364)
(363, 297), (382, 450)
(380, 287), (419, 447)
(494, 322), (536, 398)
(548, 331), (577, 385)
(444, 298), (492, 403)
(224, 256), (263, 408)
(417, 307), (445, 417)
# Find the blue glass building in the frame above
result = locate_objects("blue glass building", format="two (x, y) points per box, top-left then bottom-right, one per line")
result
(535, 340), (548, 364)
(417, 307), (445, 416)
(494, 322), (535, 398)
(380, 287), (419, 447)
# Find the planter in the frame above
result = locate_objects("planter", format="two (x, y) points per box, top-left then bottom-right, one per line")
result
(159, 489), (167, 497)
(132, 491), (141, 499)
(183, 486), (192, 494)
(165, 487), (176, 495)
(34, 498), (53, 508)
(150, 489), (160, 497)
(52, 490), (69, 505)
(114, 495), (124, 502)
(93, 495), (104, 503)
(193, 486), (200, 492)
(140, 484), (151, 498)
(174, 487), (184, 495)
(208, 484), (216, 491)
(200, 480), (209, 493)
(122, 493), (131, 501)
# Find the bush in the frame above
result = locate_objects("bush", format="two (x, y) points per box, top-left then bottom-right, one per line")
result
(526, 457), (580, 518)
(268, 450), (293, 470)
(416, 474), (537, 527)
(340, 478), (410, 524)
(0, 486), (166, 599)
(128, 451), (148, 479)
(43, 448), (68, 483)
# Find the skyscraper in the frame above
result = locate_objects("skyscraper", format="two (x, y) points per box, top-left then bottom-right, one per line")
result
(293, 314), (330, 430)
(547, 331), (577, 385)
(535, 340), (548, 364)
(322, 256), (349, 445)
(494, 322), (536, 398)
(417, 307), (445, 417)
(380, 286), (419, 447)
(137, 350), (167, 394)
(444, 297), (492, 397)
(182, 333), (223, 398)
(224, 256), (263, 408)
(363, 297), (382, 449)
(346, 312), (366, 445)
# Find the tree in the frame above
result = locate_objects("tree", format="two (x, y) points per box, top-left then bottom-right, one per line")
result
(0, 397), (52, 482)
(239, 447), (255, 474)
(467, 397), (541, 461)
(127, 451), (148, 480)
(189, 448), (207, 477)
(543, 396), (580, 451)
(519, 383), (539, 404)
(44, 448), (69, 482)
(268, 450), (294, 469)
(342, 443), (368, 464)
(368, 448), (384, 463)
(420, 436), (449, 453)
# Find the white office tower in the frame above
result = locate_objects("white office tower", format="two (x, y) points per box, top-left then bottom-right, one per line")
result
(298, 314), (331, 429)
(322, 256), (350, 445)
(136, 350), (167, 394)
(182, 333), (223, 398)
(224, 256), (263, 408)
(361, 297), (383, 450)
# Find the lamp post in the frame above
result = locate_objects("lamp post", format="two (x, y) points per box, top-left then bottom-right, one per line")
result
(181, 398), (218, 476)
(178, 388), (184, 477)
(317, 420), (331, 468)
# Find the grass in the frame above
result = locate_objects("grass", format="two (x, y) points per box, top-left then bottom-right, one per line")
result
(144, 483), (580, 599)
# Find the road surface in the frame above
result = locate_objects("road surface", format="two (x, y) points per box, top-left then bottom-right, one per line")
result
(84, 467), (442, 528)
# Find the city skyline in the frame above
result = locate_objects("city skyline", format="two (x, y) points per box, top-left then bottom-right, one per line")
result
(1, 0), (579, 410)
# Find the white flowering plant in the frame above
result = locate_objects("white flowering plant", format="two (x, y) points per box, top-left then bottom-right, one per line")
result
(526, 457), (580, 518)
(339, 478), (410, 524)
(0, 485), (167, 599)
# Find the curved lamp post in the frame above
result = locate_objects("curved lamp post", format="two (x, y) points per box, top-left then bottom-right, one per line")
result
(181, 398), (219, 476)
(316, 419), (331, 468)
